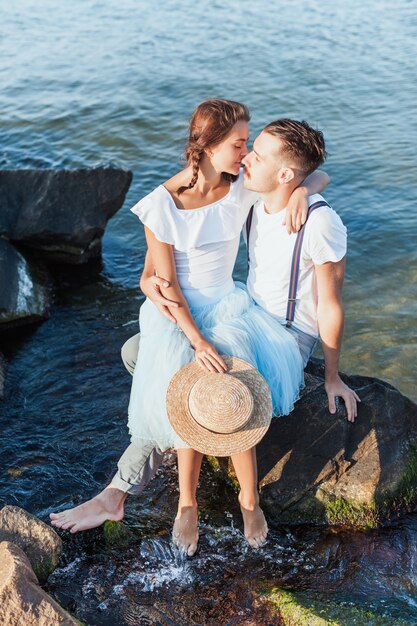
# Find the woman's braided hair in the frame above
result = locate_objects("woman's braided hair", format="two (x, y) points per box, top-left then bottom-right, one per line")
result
(178, 99), (250, 195)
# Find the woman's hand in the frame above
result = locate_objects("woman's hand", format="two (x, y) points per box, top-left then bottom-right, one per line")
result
(284, 170), (330, 234)
(140, 274), (179, 323)
(283, 187), (309, 234)
(192, 338), (227, 373)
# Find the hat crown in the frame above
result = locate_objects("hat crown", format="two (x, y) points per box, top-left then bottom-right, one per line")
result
(188, 373), (254, 434)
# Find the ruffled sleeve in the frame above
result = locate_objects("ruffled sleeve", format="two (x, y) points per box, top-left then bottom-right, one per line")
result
(130, 187), (176, 246)
(130, 177), (254, 252)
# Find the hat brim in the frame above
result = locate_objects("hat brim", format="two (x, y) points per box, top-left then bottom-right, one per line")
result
(166, 356), (272, 457)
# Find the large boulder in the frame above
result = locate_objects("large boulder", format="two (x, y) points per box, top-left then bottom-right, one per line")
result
(0, 542), (80, 626)
(0, 167), (132, 263)
(0, 238), (50, 330)
(0, 506), (62, 582)
(219, 359), (417, 527)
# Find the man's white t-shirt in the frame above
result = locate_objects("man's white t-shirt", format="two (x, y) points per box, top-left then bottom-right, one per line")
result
(245, 193), (347, 338)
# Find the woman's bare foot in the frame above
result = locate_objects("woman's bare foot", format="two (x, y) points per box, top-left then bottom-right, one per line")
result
(238, 493), (268, 548)
(172, 501), (199, 556)
(49, 486), (127, 534)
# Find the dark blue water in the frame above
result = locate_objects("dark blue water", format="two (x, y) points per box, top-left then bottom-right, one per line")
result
(1, 1), (416, 623)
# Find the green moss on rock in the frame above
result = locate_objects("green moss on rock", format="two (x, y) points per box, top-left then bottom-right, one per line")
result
(206, 455), (222, 473)
(261, 444), (417, 529)
(382, 444), (417, 514)
(317, 493), (379, 529)
(208, 443), (417, 529)
(33, 554), (60, 583)
(103, 520), (136, 549)
(319, 445), (417, 529)
(206, 455), (240, 490)
(262, 588), (410, 626)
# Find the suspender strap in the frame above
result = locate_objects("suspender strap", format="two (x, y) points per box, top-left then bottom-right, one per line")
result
(286, 200), (329, 327)
(245, 204), (254, 266)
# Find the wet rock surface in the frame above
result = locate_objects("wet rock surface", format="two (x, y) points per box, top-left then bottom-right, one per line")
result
(225, 359), (417, 527)
(0, 505), (63, 582)
(0, 238), (50, 330)
(0, 166), (132, 335)
(262, 588), (411, 625)
(42, 457), (417, 625)
(0, 541), (79, 626)
(0, 167), (132, 263)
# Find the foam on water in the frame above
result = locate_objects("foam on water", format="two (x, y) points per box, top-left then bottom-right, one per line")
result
(16, 255), (34, 311)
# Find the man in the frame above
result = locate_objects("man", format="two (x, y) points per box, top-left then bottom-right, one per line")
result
(50, 119), (359, 533)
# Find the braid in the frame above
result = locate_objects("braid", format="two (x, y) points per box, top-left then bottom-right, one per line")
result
(177, 147), (202, 195)
(177, 99), (250, 195)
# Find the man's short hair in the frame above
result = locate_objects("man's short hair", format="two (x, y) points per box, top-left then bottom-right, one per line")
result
(263, 119), (327, 176)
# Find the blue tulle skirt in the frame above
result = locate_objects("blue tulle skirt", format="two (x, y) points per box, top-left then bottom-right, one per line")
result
(127, 282), (304, 450)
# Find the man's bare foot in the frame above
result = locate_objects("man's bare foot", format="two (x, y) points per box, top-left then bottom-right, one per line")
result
(49, 486), (127, 534)
(172, 502), (199, 557)
(238, 493), (268, 548)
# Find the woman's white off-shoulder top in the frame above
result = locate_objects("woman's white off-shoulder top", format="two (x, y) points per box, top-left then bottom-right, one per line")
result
(130, 170), (258, 304)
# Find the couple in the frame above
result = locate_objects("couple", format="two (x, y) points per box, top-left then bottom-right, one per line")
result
(51, 99), (359, 555)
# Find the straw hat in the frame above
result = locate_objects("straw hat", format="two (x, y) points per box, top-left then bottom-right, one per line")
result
(166, 356), (272, 457)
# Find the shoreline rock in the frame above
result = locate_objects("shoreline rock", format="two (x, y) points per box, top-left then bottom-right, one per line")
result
(0, 167), (132, 263)
(0, 541), (81, 626)
(0, 239), (50, 331)
(0, 166), (132, 336)
(213, 359), (417, 528)
(0, 506), (62, 583)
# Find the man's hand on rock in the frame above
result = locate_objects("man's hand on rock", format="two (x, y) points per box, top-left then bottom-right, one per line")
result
(139, 274), (179, 323)
(325, 374), (361, 423)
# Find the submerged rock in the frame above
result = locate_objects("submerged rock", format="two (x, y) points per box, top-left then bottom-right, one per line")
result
(217, 359), (417, 528)
(0, 167), (132, 263)
(103, 520), (137, 549)
(0, 542), (80, 626)
(0, 238), (50, 330)
(261, 587), (410, 626)
(0, 505), (62, 583)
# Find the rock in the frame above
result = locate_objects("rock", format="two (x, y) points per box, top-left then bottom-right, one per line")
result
(217, 359), (417, 527)
(0, 542), (80, 626)
(0, 167), (132, 263)
(0, 353), (5, 399)
(261, 587), (409, 625)
(0, 238), (50, 330)
(103, 520), (137, 549)
(0, 506), (62, 582)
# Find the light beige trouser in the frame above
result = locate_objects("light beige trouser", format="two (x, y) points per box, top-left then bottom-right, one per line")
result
(111, 334), (166, 495)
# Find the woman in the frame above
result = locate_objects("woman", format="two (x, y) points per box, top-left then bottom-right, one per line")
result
(128, 99), (328, 556)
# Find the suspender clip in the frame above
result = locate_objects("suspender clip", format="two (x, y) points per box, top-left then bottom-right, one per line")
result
(286, 321), (293, 328)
